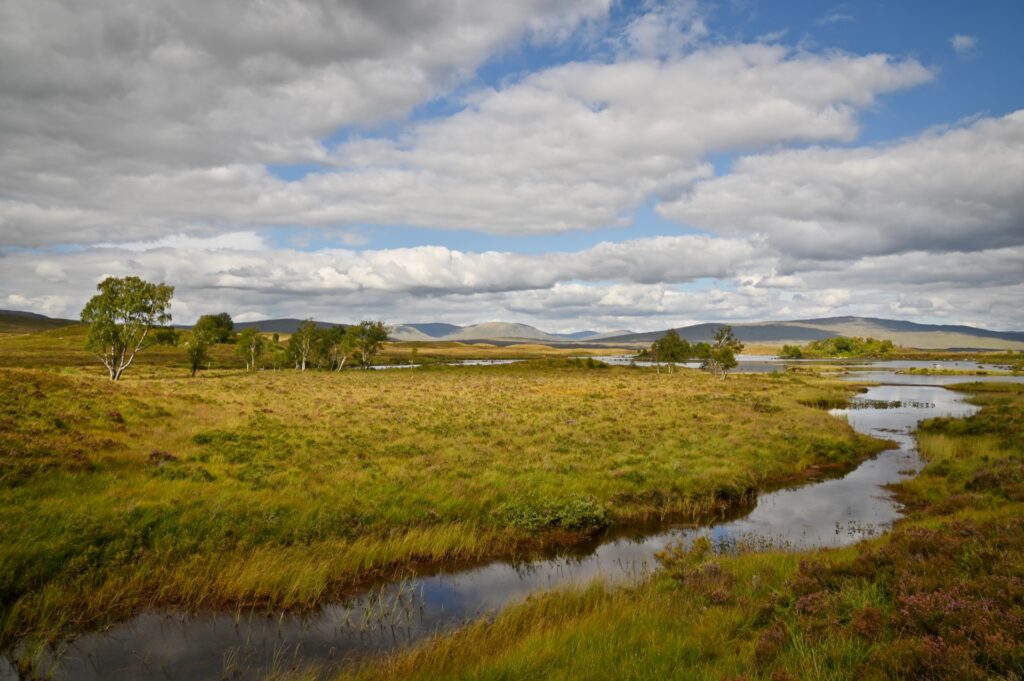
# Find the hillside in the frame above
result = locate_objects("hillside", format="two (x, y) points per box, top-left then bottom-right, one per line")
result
(0, 310), (77, 335)
(5, 309), (1021, 350)
(601, 317), (1024, 350)
(231, 319), (345, 333)
(389, 322), (634, 342)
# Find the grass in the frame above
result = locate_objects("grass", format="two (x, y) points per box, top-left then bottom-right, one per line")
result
(898, 366), (1018, 376)
(0, 327), (885, 659)
(324, 382), (1024, 681)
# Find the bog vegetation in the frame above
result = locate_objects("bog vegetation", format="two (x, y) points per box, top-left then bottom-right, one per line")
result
(0, 326), (881, 656)
(332, 382), (1024, 681)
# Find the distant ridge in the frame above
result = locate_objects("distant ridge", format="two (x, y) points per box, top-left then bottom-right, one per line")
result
(231, 319), (345, 333)
(4, 309), (1021, 350)
(600, 317), (1024, 350)
(786, 316), (1024, 342)
(600, 323), (834, 344)
(0, 309), (78, 334)
(402, 323), (463, 338)
(389, 322), (635, 342)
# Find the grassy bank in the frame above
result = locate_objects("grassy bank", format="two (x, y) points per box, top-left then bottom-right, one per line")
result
(330, 382), (1024, 681)
(0, 353), (882, 655)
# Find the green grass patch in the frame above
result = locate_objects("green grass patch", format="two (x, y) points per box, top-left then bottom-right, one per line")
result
(0, 359), (881, 651)
(329, 384), (1024, 681)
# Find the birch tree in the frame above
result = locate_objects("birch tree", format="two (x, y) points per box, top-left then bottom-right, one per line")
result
(289, 319), (317, 371)
(235, 328), (265, 371)
(352, 320), (390, 368)
(702, 325), (743, 378)
(80, 276), (174, 381)
(322, 325), (354, 370)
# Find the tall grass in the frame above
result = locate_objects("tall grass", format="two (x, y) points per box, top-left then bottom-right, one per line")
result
(329, 383), (1024, 681)
(0, 354), (880, 649)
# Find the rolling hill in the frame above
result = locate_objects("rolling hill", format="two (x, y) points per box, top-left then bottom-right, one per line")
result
(5, 309), (1021, 350)
(600, 317), (1024, 350)
(0, 310), (78, 334)
(389, 322), (635, 342)
(230, 319), (345, 333)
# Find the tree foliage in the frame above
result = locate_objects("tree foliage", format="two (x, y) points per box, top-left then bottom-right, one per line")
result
(651, 329), (691, 362)
(784, 336), (896, 359)
(351, 320), (390, 367)
(318, 326), (354, 370)
(185, 315), (224, 377)
(185, 333), (211, 377)
(780, 344), (804, 359)
(637, 329), (711, 368)
(288, 319), (318, 371)
(152, 327), (180, 346)
(702, 325), (744, 377)
(281, 321), (389, 371)
(80, 276), (174, 380)
(235, 328), (266, 371)
(193, 313), (234, 343)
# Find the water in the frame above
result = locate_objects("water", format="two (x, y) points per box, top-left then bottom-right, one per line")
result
(594, 354), (1019, 375)
(370, 359), (524, 370)
(842, 371), (1024, 386)
(1, 370), (989, 680)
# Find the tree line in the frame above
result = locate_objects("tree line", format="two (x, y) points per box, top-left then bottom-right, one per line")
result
(780, 336), (895, 359)
(181, 316), (390, 376)
(636, 327), (744, 377)
(78, 275), (746, 381)
(80, 275), (388, 380)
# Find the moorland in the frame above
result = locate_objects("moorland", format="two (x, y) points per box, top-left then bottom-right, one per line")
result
(1, 318), (1022, 680)
(0, 325), (878, 658)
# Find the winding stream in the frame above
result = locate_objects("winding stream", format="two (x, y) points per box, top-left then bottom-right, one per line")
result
(0, 366), (1001, 681)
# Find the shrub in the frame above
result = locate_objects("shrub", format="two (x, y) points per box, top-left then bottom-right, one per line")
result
(501, 495), (608, 533)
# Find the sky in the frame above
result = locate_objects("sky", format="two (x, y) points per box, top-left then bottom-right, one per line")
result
(1, 0), (1022, 332)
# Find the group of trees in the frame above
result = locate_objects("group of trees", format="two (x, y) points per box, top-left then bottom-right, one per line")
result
(81, 276), (747, 381)
(638, 326), (744, 377)
(80, 276), (389, 380)
(780, 336), (896, 359)
(284, 319), (389, 372)
(186, 312), (237, 376)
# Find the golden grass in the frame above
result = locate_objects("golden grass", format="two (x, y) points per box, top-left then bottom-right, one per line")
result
(326, 383), (1024, 681)
(0, 346), (881, 648)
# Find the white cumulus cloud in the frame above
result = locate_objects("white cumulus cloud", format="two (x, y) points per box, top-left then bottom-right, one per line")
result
(659, 111), (1024, 260)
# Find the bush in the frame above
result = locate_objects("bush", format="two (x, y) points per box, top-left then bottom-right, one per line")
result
(501, 495), (609, 533)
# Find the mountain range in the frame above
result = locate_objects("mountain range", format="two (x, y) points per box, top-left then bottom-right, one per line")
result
(388, 322), (633, 343)
(200, 316), (1024, 350)
(599, 317), (1024, 350)
(2, 310), (1023, 350)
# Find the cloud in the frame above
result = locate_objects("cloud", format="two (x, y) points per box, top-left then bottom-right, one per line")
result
(0, 0), (612, 244)
(0, 42), (932, 246)
(4, 236), (1024, 331)
(950, 34), (979, 59)
(0, 234), (767, 327)
(1, 3), (1017, 333)
(659, 110), (1024, 260)
(816, 12), (854, 26)
(619, 0), (708, 58)
(96, 232), (270, 252)
(0, 0), (609, 167)
(0, 234), (761, 300)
